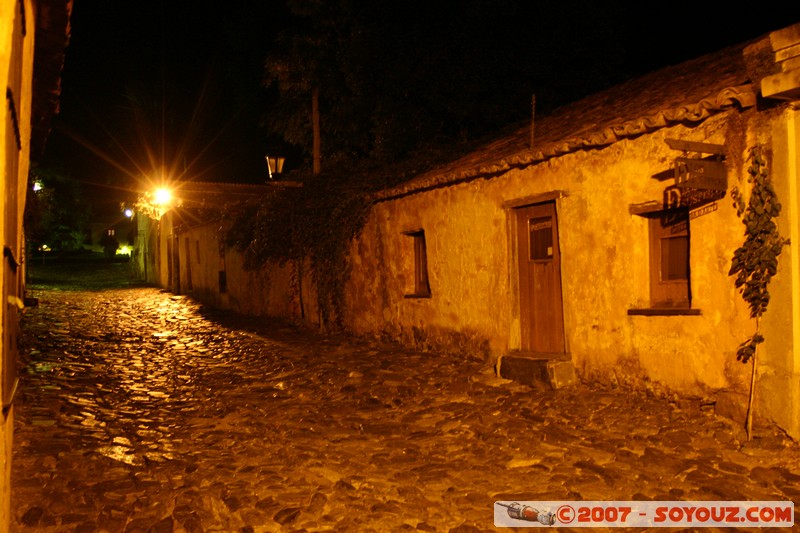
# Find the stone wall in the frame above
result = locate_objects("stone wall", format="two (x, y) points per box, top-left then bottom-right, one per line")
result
(343, 111), (763, 403)
(753, 105), (800, 438)
(1, 0), (37, 527)
(165, 220), (321, 327)
(147, 52), (800, 439)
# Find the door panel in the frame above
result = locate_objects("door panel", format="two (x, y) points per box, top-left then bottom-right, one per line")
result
(516, 202), (565, 353)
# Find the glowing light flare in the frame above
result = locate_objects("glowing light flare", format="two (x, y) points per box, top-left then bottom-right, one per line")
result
(117, 246), (132, 256)
(153, 188), (173, 206)
(134, 185), (178, 220)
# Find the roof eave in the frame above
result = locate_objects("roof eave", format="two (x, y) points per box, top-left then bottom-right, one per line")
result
(374, 84), (756, 203)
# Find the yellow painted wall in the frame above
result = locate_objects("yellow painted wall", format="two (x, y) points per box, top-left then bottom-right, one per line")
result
(156, 214), (172, 291)
(345, 177), (511, 358)
(176, 223), (224, 308)
(166, 220), (319, 325)
(756, 106), (800, 438)
(0, 2), (13, 522)
(1, 0), (37, 528)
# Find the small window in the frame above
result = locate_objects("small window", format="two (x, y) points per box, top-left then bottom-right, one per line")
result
(529, 217), (554, 260)
(404, 230), (431, 298)
(107, 229), (115, 237)
(649, 211), (690, 308)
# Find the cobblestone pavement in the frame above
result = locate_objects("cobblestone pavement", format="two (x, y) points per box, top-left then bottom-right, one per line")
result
(11, 261), (800, 532)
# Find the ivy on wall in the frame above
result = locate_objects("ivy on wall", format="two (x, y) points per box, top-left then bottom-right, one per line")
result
(729, 145), (789, 361)
(222, 141), (470, 330)
(223, 170), (373, 329)
(729, 144), (789, 437)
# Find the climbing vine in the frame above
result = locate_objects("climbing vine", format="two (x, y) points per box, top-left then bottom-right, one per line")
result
(223, 150), (442, 329)
(222, 144), (481, 330)
(729, 144), (789, 438)
(223, 169), (373, 329)
(729, 145), (789, 361)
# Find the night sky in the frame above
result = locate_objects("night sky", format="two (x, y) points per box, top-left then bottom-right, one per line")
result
(39, 1), (797, 220)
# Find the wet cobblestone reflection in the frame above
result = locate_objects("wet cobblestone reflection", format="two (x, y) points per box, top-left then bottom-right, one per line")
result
(11, 269), (800, 532)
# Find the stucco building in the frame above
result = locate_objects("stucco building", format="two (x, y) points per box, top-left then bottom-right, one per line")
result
(1, 0), (72, 528)
(148, 23), (800, 439)
(134, 181), (279, 313)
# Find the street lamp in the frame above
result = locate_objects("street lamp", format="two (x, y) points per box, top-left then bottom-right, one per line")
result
(154, 188), (173, 206)
(265, 155), (285, 179)
(134, 186), (174, 220)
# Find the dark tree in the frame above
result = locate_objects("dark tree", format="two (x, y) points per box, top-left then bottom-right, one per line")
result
(25, 165), (91, 254)
(263, 0), (628, 169)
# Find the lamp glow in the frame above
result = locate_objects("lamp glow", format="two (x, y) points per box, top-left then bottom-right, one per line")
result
(265, 155), (285, 179)
(154, 188), (172, 205)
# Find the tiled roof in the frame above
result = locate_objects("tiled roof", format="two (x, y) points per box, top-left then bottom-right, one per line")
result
(375, 41), (759, 201)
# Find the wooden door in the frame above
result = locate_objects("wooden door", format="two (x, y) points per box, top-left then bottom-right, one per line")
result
(516, 202), (565, 353)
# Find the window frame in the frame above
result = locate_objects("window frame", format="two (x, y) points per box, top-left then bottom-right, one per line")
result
(648, 209), (691, 309)
(628, 198), (705, 316)
(403, 229), (431, 298)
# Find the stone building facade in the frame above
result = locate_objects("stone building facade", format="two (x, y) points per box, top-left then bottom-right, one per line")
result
(134, 182), (295, 317)
(342, 25), (800, 437)
(149, 24), (800, 439)
(1, 0), (71, 528)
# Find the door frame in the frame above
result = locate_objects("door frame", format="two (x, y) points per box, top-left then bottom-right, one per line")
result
(504, 191), (569, 355)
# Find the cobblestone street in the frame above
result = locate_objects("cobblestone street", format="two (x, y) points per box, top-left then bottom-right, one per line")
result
(11, 261), (800, 532)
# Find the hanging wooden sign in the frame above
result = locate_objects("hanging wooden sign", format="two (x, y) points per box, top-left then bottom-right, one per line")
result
(674, 157), (727, 190)
(665, 138), (727, 191)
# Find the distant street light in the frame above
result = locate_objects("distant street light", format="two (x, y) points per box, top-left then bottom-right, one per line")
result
(265, 155), (285, 179)
(124, 208), (134, 218)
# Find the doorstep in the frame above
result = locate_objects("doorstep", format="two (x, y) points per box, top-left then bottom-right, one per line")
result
(498, 351), (577, 390)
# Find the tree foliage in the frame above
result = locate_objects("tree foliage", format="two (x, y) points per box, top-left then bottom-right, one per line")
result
(224, 167), (374, 328)
(25, 165), (90, 253)
(237, 0), (630, 327)
(263, 0), (628, 168)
